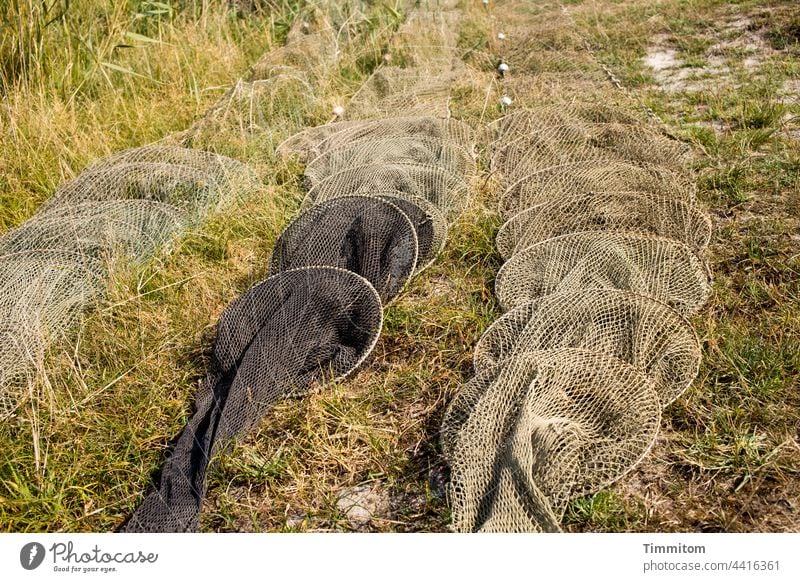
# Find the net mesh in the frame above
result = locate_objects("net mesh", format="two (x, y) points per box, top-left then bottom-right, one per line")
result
(0, 146), (255, 418)
(278, 116), (474, 163)
(304, 136), (475, 186)
(443, 348), (661, 532)
(124, 266), (384, 532)
(124, 0), (475, 531)
(268, 196), (418, 304)
(491, 122), (690, 175)
(0, 250), (104, 394)
(473, 289), (701, 406)
(490, 105), (650, 139)
(251, 30), (339, 81)
(299, 189), (448, 274)
(441, 0), (714, 533)
(345, 66), (461, 120)
(495, 190), (712, 259)
(499, 161), (696, 218)
(306, 162), (471, 224)
(494, 231), (712, 316)
(186, 75), (320, 142)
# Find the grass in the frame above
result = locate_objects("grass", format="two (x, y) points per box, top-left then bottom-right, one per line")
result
(1, 0), (798, 533)
(0, 0), (301, 232)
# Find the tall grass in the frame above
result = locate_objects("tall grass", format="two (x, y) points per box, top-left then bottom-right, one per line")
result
(0, 0), (301, 232)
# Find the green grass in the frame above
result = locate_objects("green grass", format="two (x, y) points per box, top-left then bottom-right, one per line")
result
(1, 0), (798, 533)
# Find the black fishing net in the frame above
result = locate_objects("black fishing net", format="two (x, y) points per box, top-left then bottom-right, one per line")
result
(269, 196), (418, 303)
(124, 266), (383, 532)
(299, 189), (447, 275)
(122, 0), (475, 532)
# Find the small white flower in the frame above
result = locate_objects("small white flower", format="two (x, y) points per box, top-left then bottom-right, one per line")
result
(497, 32), (506, 40)
(498, 62), (509, 73)
(301, 22), (310, 30)
(382, 53), (392, 64)
(482, 0), (489, 5)
(333, 105), (345, 117)
(501, 96), (513, 106)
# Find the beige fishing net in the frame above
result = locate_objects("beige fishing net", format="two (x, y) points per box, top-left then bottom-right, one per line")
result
(494, 231), (712, 316)
(0, 250), (105, 411)
(183, 2), (368, 151)
(499, 160), (696, 218)
(305, 162), (471, 224)
(491, 105), (650, 137)
(345, 66), (460, 120)
(495, 190), (712, 259)
(0, 145), (258, 417)
(187, 74), (320, 142)
(473, 289), (701, 406)
(304, 136), (475, 186)
(251, 29), (339, 81)
(443, 348), (661, 532)
(278, 116), (474, 162)
(492, 122), (690, 175)
(441, 0), (714, 533)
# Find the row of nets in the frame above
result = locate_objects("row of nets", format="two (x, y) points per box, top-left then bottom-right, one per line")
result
(441, 0), (714, 532)
(123, 0), (476, 531)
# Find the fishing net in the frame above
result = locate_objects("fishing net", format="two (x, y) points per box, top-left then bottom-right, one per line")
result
(0, 250), (105, 415)
(306, 162), (471, 224)
(495, 231), (712, 316)
(299, 189), (448, 274)
(269, 196), (418, 304)
(392, 9), (462, 69)
(345, 66), (459, 120)
(499, 161), (696, 218)
(251, 30), (339, 81)
(124, 266), (384, 532)
(123, 0), (476, 531)
(491, 122), (690, 175)
(0, 145), (255, 417)
(44, 162), (232, 216)
(443, 348), (661, 532)
(495, 190), (712, 259)
(188, 75), (320, 140)
(473, 289), (701, 406)
(499, 74), (630, 110)
(497, 26), (586, 53)
(82, 144), (259, 194)
(440, 0), (714, 534)
(0, 200), (188, 258)
(490, 105), (650, 142)
(278, 116), (474, 162)
(513, 50), (604, 76)
(304, 136), (475, 186)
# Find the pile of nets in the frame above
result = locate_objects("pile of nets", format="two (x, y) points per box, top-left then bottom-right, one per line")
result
(124, 1), (475, 532)
(441, 0), (714, 532)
